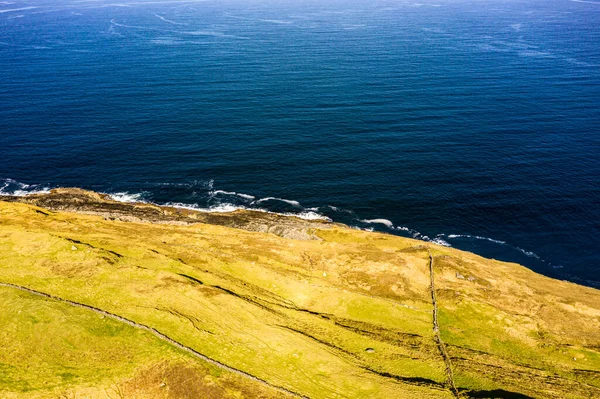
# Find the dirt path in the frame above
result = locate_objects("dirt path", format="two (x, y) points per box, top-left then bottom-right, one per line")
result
(426, 249), (460, 398)
(0, 281), (307, 399)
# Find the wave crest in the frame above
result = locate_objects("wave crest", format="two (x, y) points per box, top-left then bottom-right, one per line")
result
(360, 218), (394, 227)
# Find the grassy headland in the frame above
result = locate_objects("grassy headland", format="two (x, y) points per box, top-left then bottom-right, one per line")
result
(0, 189), (599, 398)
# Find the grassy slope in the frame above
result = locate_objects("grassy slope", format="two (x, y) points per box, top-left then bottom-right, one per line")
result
(0, 199), (599, 398)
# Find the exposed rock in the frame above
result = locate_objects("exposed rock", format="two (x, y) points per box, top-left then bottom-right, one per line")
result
(1, 188), (335, 240)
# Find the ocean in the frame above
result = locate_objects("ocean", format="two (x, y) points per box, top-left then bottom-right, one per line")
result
(1, 0), (599, 288)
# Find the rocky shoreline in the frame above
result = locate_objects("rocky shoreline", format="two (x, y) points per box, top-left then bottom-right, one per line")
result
(0, 188), (333, 240)
(1, 189), (600, 398)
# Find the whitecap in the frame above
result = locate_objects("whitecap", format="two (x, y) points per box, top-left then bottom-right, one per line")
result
(254, 197), (301, 207)
(212, 190), (255, 200)
(224, 14), (292, 25)
(360, 218), (394, 228)
(257, 19), (292, 25)
(183, 30), (249, 40)
(518, 50), (554, 58)
(0, 6), (38, 14)
(165, 202), (244, 213)
(290, 211), (331, 221)
(323, 205), (355, 215)
(108, 192), (145, 203)
(246, 207), (330, 221)
(151, 38), (180, 45)
(446, 234), (506, 245)
(13, 188), (51, 196)
(153, 13), (187, 26)
(2, 187), (49, 196)
(0, 178), (50, 196)
(165, 201), (329, 220)
(431, 237), (451, 247)
(516, 247), (542, 260)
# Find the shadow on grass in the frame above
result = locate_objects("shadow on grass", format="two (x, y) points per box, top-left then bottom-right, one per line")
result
(464, 389), (536, 399)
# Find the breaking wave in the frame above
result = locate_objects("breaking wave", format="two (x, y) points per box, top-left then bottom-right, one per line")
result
(108, 192), (146, 203)
(165, 202), (243, 213)
(360, 218), (394, 227)
(0, 178), (554, 271)
(211, 190), (255, 200)
(446, 234), (507, 245)
(254, 197), (301, 207)
(0, 178), (50, 196)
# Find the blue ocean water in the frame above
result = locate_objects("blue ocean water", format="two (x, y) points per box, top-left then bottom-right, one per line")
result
(1, 0), (599, 287)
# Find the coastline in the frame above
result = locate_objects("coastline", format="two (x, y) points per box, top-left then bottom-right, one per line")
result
(0, 187), (335, 240)
(1, 190), (600, 398)
(4, 181), (596, 292)
(1, 187), (597, 288)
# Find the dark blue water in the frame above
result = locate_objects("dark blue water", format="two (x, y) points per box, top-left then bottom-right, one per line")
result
(1, 0), (599, 288)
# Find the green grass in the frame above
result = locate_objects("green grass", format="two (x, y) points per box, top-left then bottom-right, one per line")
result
(1, 199), (600, 398)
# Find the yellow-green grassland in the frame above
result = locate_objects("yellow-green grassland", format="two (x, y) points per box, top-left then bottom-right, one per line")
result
(1, 189), (599, 398)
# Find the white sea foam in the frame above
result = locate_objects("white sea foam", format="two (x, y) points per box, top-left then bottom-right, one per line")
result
(516, 247), (541, 260)
(445, 233), (543, 261)
(258, 19), (292, 25)
(151, 38), (180, 45)
(510, 23), (522, 32)
(212, 190), (255, 200)
(224, 14), (292, 25)
(323, 205), (355, 215)
(183, 30), (249, 40)
(13, 188), (51, 196)
(153, 13), (187, 26)
(353, 226), (375, 232)
(446, 234), (507, 245)
(254, 197), (301, 207)
(164, 201), (330, 221)
(109, 19), (144, 29)
(343, 24), (366, 30)
(360, 218), (394, 228)
(411, 3), (441, 7)
(431, 237), (451, 247)
(166, 202), (244, 213)
(108, 192), (144, 203)
(247, 207), (330, 221)
(110, 19), (247, 40)
(78, 0), (203, 6)
(0, 6), (37, 13)
(3, 187), (50, 196)
(290, 211), (331, 221)
(518, 50), (554, 59)
(0, 179), (50, 196)
(411, 232), (443, 245)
